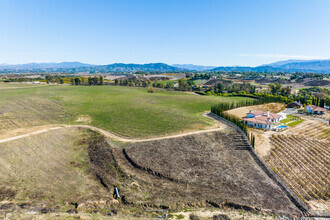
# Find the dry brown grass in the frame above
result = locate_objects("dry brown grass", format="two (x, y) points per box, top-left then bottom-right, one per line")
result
(0, 128), (111, 209)
(0, 97), (70, 133)
(225, 103), (285, 119)
(103, 129), (302, 217)
(0, 125), (305, 218)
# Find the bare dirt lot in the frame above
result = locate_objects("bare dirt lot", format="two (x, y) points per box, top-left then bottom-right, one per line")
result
(1, 125), (303, 218)
(87, 128), (302, 217)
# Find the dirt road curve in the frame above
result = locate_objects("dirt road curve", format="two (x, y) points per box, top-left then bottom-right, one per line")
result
(0, 113), (227, 144)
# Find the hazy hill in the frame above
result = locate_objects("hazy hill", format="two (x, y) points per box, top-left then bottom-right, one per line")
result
(210, 59), (330, 73)
(172, 64), (216, 71)
(0, 62), (92, 70)
(1, 59), (330, 73)
(270, 60), (330, 72)
(0, 62), (185, 72)
(97, 63), (184, 72)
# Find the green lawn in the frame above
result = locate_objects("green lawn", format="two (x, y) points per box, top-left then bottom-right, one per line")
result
(280, 114), (304, 126)
(0, 84), (252, 138)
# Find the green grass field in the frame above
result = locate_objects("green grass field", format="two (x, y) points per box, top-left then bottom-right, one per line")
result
(0, 83), (251, 138)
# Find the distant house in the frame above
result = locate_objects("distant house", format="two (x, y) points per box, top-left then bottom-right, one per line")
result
(201, 85), (212, 89)
(305, 105), (327, 114)
(173, 82), (179, 88)
(286, 101), (303, 108)
(243, 110), (283, 130)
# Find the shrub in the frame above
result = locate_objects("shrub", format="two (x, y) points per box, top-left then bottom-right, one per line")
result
(147, 87), (155, 93)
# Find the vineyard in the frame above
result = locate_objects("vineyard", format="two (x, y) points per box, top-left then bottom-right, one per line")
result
(284, 119), (330, 142)
(266, 134), (329, 210)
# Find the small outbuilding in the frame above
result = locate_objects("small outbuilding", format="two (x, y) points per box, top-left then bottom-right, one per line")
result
(286, 101), (303, 109)
(305, 105), (327, 115)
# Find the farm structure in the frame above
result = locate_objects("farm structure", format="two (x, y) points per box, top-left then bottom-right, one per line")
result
(242, 110), (283, 129)
(286, 101), (303, 109)
(305, 105), (327, 115)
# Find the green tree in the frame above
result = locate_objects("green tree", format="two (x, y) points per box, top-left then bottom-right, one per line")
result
(99, 76), (104, 85)
(135, 78), (141, 87)
(269, 81), (282, 95)
(88, 77), (92, 85)
(165, 81), (174, 88)
(74, 77), (81, 85)
(93, 76), (98, 85)
(178, 79), (191, 91)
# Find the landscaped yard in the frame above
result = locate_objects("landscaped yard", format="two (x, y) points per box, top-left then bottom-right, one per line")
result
(280, 114), (304, 126)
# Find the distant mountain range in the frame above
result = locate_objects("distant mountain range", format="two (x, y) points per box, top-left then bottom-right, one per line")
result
(0, 62), (92, 70)
(0, 62), (184, 73)
(172, 64), (216, 71)
(210, 59), (330, 73)
(1, 59), (330, 73)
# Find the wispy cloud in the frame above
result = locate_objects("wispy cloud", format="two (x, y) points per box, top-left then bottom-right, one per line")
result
(238, 54), (328, 60)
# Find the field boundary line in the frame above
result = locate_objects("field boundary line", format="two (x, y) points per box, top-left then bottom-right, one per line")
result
(0, 113), (225, 144)
(209, 112), (330, 218)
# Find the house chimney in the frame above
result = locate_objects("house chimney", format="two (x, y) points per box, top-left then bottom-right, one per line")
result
(249, 110), (252, 114)
(267, 110), (270, 117)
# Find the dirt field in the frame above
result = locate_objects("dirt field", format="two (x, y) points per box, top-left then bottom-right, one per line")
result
(1, 125), (303, 218)
(87, 129), (302, 217)
(0, 128), (116, 218)
(225, 103), (285, 119)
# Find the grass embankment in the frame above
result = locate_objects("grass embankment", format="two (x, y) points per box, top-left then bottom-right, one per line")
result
(0, 84), (251, 138)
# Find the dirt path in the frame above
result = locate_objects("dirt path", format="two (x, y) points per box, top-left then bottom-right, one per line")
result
(0, 113), (228, 144)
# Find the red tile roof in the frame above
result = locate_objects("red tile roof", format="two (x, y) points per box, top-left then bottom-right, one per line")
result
(268, 113), (282, 119)
(248, 111), (281, 119)
(250, 110), (264, 116)
(306, 105), (327, 112)
(243, 116), (273, 125)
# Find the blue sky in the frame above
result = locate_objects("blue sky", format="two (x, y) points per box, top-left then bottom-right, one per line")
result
(0, 0), (330, 66)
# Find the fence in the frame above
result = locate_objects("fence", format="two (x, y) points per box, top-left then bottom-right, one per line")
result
(208, 112), (330, 218)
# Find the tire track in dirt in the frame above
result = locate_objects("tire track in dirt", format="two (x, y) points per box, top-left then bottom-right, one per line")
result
(0, 113), (229, 144)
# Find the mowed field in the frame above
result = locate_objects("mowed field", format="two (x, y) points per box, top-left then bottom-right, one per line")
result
(0, 83), (251, 138)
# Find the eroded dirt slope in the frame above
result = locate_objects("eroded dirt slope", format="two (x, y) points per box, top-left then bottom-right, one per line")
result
(90, 128), (302, 217)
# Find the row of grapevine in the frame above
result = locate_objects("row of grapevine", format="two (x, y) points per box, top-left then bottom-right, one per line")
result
(266, 134), (329, 202)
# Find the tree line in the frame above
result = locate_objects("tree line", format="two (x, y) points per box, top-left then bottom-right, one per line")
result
(211, 100), (261, 148)
(114, 78), (192, 91)
(71, 76), (104, 86)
